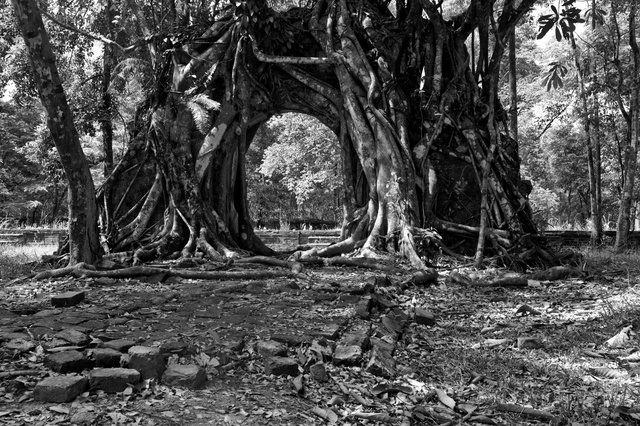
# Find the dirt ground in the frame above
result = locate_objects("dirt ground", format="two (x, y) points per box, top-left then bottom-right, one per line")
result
(1, 257), (640, 425)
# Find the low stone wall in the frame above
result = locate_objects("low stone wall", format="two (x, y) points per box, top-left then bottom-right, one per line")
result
(255, 230), (341, 249)
(0, 229), (66, 245)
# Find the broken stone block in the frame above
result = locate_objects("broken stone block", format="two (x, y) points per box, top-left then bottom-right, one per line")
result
(414, 308), (436, 326)
(34, 375), (88, 403)
(333, 345), (363, 366)
(70, 409), (97, 425)
(162, 364), (206, 389)
(127, 346), (166, 380)
(51, 291), (85, 308)
(271, 334), (306, 347)
(517, 337), (544, 350)
(310, 323), (341, 340)
(366, 346), (396, 378)
(85, 348), (123, 368)
(373, 295), (398, 311)
(309, 362), (329, 382)
(89, 368), (140, 393)
(159, 341), (190, 358)
(370, 337), (395, 356)
(43, 351), (89, 373)
(389, 307), (409, 323)
(101, 339), (136, 353)
(263, 356), (299, 377)
(54, 329), (90, 346)
(381, 315), (404, 335)
(355, 297), (373, 319)
(340, 331), (370, 351)
(255, 340), (288, 357)
(0, 331), (27, 342)
(4, 338), (35, 353)
(310, 339), (334, 359)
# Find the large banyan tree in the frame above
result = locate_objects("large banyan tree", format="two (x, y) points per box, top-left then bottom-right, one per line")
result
(98, 0), (551, 270)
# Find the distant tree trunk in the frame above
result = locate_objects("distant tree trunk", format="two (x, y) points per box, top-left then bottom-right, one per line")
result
(509, 27), (518, 142)
(101, 0), (115, 176)
(615, 2), (640, 252)
(11, 0), (99, 264)
(569, 32), (601, 246)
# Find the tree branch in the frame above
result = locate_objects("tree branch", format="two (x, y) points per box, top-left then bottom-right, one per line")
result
(38, 7), (142, 53)
(250, 35), (333, 65)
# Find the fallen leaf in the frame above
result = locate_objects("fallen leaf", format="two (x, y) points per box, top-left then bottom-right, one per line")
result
(515, 304), (541, 316)
(48, 405), (70, 414)
(457, 403), (477, 414)
(311, 406), (338, 424)
(606, 325), (634, 348)
(436, 389), (456, 410)
(620, 351), (640, 361)
(483, 338), (512, 348)
(589, 367), (627, 379)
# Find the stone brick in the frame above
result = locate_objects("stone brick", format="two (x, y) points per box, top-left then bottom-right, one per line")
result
(271, 334), (306, 347)
(51, 291), (85, 308)
(54, 329), (90, 346)
(101, 339), (136, 352)
(162, 364), (206, 389)
(366, 346), (396, 378)
(517, 337), (544, 350)
(263, 356), (299, 377)
(89, 368), (140, 393)
(34, 375), (88, 403)
(255, 340), (288, 357)
(85, 348), (123, 368)
(311, 323), (341, 340)
(127, 346), (165, 380)
(373, 295), (398, 311)
(381, 315), (403, 335)
(43, 351), (89, 373)
(333, 345), (362, 366)
(309, 339), (333, 359)
(355, 297), (373, 319)
(3, 338), (35, 353)
(309, 362), (329, 383)
(159, 341), (190, 358)
(370, 337), (395, 356)
(340, 331), (370, 350)
(414, 308), (436, 326)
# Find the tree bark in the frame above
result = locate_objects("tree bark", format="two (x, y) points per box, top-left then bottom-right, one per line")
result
(615, 3), (640, 252)
(97, 0), (546, 268)
(569, 32), (601, 246)
(12, 0), (99, 265)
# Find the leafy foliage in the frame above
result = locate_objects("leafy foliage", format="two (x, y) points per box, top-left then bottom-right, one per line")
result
(247, 113), (341, 228)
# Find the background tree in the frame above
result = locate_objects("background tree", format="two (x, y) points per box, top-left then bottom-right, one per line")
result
(11, 0), (99, 264)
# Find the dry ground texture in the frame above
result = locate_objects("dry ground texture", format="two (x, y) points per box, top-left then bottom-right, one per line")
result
(1, 244), (640, 425)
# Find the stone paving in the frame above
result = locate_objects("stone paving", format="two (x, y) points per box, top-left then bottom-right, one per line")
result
(0, 264), (435, 425)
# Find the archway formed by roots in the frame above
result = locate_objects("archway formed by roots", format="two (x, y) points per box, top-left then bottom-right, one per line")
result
(96, 0), (555, 271)
(247, 112), (343, 233)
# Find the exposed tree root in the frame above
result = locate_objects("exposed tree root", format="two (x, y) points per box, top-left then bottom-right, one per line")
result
(234, 256), (304, 273)
(295, 256), (406, 275)
(34, 264), (302, 281)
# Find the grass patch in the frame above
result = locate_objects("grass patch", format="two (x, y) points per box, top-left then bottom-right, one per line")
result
(0, 243), (57, 280)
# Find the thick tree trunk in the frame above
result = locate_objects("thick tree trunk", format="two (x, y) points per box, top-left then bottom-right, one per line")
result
(99, 0), (547, 268)
(12, 0), (99, 265)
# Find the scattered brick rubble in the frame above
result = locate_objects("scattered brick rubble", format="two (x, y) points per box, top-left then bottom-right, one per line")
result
(0, 272), (438, 405)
